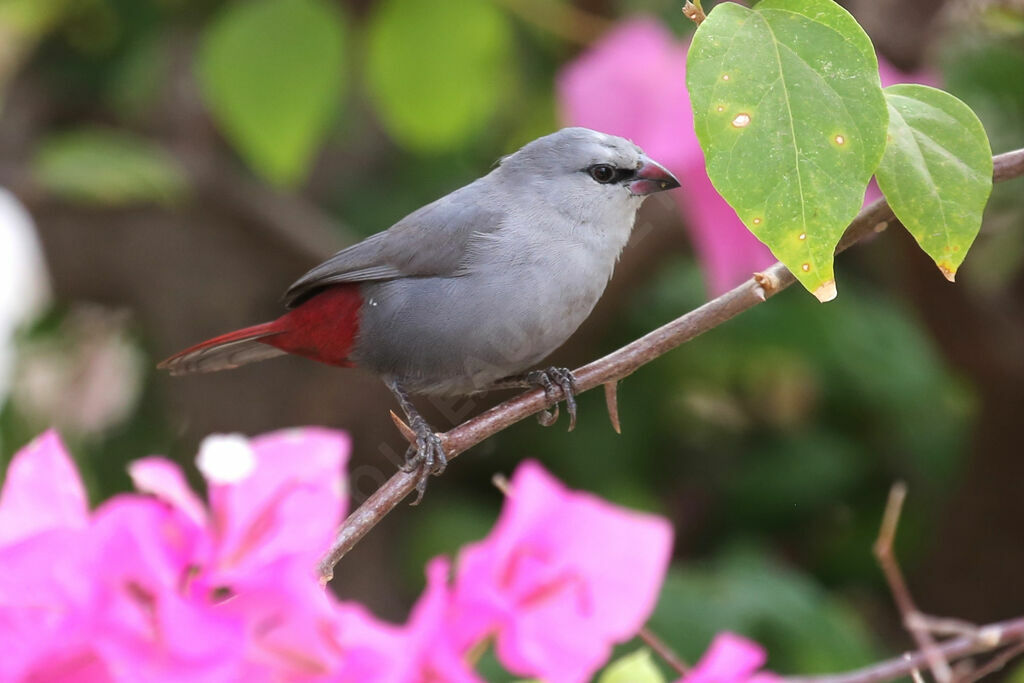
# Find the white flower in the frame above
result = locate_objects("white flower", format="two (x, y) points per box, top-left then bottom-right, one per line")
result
(0, 189), (50, 404)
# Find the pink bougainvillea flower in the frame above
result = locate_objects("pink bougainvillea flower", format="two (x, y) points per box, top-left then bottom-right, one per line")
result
(129, 427), (353, 677)
(877, 53), (939, 90)
(0, 430), (101, 680)
(558, 17), (692, 170)
(131, 428), (350, 581)
(215, 429), (348, 578)
(376, 557), (484, 683)
(559, 18), (943, 296)
(0, 429), (88, 544)
(681, 632), (781, 683)
(451, 460), (674, 683)
(0, 427), (352, 682)
(85, 496), (243, 681)
(322, 558), (483, 683)
(0, 526), (102, 681)
(330, 602), (409, 683)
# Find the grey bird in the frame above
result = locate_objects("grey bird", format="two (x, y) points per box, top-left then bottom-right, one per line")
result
(159, 127), (681, 499)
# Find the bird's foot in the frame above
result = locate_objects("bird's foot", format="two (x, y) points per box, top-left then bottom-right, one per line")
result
(526, 367), (579, 431)
(400, 414), (448, 505)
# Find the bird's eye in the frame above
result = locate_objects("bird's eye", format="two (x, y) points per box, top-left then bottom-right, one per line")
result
(589, 164), (616, 183)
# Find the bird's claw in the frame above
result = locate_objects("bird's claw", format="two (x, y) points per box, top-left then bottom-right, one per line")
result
(400, 416), (447, 505)
(527, 367), (579, 431)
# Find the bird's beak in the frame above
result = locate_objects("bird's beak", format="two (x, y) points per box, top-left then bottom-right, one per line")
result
(629, 158), (681, 196)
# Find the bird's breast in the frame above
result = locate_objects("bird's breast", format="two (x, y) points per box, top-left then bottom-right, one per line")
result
(351, 217), (630, 395)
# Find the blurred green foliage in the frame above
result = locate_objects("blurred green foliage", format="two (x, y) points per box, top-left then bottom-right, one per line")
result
(33, 127), (188, 204)
(197, 0), (347, 186)
(650, 546), (877, 671)
(366, 0), (515, 152)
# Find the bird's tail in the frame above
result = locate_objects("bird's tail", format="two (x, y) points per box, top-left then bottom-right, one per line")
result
(158, 284), (363, 376)
(157, 322), (287, 375)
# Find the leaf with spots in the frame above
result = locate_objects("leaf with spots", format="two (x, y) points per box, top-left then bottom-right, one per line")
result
(687, 0), (888, 301)
(875, 84), (992, 282)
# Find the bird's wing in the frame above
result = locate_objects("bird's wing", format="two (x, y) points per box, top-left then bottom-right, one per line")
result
(284, 183), (504, 307)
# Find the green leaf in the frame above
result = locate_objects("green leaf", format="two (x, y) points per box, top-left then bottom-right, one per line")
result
(365, 0), (513, 152)
(33, 128), (188, 206)
(687, 0), (888, 301)
(196, 0), (346, 187)
(875, 84), (993, 281)
(598, 649), (666, 683)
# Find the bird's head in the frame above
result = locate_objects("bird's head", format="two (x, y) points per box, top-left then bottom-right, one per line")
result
(495, 128), (681, 224)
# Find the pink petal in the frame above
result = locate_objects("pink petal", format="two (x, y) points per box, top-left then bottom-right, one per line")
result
(129, 456), (207, 527)
(877, 53), (939, 89)
(400, 557), (484, 683)
(557, 17), (693, 170)
(0, 430), (89, 545)
(453, 461), (673, 682)
(88, 497), (244, 680)
(332, 603), (409, 682)
(689, 632), (765, 682)
(94, 591), (245, 682)
(682, 632), (774, 683)
(20, 650), (114, 683)
(89, 496), (209, 598)
(201, 428), (350, 576)
(672, 169), (775, 295)
(212, 557), (346, 678)
(0, 529), (99, 680)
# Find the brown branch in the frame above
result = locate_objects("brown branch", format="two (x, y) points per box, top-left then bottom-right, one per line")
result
(873, 483), (953, 683)
(318, 147), (1024, 581)
(638, 625), (689, 676)
(962, 641), (1024, 683)
(785, 617), (1024, 683)
(683, 1), (708, 26)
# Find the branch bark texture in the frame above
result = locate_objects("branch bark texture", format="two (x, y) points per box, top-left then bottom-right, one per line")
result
(786, 616), (1024, 683)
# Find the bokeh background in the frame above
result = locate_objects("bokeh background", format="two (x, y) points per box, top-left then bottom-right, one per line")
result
(1, 0), (1023, 675)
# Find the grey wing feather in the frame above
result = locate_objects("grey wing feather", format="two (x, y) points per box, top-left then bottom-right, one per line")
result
(284, 180), (504, 307)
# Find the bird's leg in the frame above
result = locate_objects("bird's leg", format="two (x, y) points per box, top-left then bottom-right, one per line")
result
(385, 380), (447, 505)
(491, 367), (579, 431)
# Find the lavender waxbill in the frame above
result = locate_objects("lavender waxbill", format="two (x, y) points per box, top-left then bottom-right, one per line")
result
(160, 128), (681, 500)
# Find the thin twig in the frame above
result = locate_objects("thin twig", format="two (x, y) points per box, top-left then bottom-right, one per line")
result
(786, 617), (1024, 683)
(873, 483), (953, 683)
(317, 147), (1024, 581)
(604, 381), (622, 434)
(683, 1), (708, 26)
(638, 626), (689, 676)
(491, 473), (512, 497)
(962, 641), (1024, 683)
(389, 410), (417, 444)
(906, 614), (982, 639)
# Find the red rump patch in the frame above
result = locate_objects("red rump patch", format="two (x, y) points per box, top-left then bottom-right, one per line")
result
(260, 284), (363, 367)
